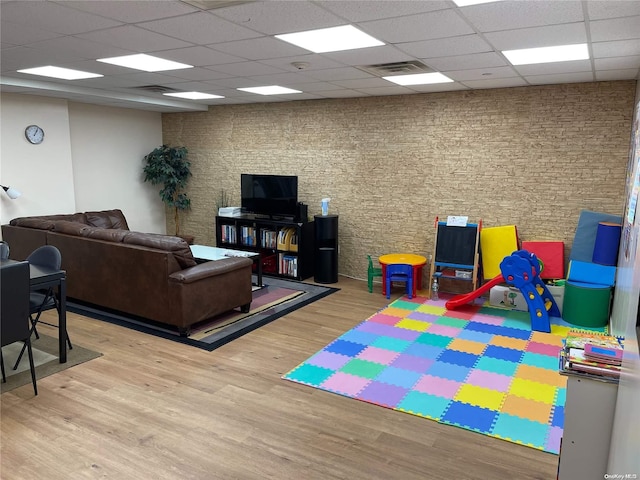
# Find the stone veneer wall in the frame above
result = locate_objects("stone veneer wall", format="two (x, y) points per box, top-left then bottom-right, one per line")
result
(162, 81), (636, 283)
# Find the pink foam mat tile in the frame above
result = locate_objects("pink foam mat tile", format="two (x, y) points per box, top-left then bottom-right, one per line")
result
(413, 374), (462, 399)
(321, 372), (371, 396)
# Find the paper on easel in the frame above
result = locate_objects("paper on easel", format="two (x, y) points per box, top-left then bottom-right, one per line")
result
(447, 216), (468, 227)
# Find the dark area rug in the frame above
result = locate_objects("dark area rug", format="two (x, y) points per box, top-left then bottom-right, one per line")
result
(68, 276), (338, 351)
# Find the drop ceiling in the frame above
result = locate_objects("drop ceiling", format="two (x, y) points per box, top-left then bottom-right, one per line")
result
(1, 0), (639, 112)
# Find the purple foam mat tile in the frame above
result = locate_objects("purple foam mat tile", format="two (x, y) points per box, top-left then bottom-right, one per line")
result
(406, 311), (440, 323)
(426, 324), (463, 338)
(465, 369), (513, 392)
(390, 353), (436, 373)
(356, 380), (410, 408)
(545, 426), (563, 454)
(356, 345), (401, 365)
(358, 321), (423, 341)
(307, 350), (352, 370)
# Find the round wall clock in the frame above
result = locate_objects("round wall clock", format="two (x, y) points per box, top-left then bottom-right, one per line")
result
(25, 124), (45, 144)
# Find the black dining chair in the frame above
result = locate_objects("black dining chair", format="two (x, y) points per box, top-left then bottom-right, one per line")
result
(12, 245), (71, 370)
(0, 241), (9, 260)
(1, 260), (38, 395)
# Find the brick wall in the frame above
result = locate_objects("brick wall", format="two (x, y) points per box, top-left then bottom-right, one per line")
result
(162, 81), (636, 282)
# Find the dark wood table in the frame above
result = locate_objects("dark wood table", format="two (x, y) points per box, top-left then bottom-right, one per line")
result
(1, 259), (67, 363)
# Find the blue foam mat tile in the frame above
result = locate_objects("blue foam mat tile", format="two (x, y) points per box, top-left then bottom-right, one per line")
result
(440, 401), (499, 432)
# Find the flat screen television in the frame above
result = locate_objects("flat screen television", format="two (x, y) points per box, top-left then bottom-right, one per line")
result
(241, 174), (298, 219)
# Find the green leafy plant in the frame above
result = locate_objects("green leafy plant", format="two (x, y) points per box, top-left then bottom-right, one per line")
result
(143, 145), (191, 236)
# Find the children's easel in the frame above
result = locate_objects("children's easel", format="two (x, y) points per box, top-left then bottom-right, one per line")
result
(429, 216), (481, 299)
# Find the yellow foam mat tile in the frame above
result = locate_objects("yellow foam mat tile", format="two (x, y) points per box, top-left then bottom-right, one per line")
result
(508, 378), (557, 404)
(395, 319), (431, 332)
(454, 384), (506, 411)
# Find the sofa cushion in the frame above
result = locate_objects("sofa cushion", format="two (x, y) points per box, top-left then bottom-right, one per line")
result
(10, 212), (88, 229)
(85, 209), (129, 230)
(83, 227), (129, 242)
(53, 220), (92, 236)
(10, 218), (57, 230)
(123, 231), (196, 269)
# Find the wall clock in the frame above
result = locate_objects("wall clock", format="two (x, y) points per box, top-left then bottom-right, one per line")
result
(25, 124), (44, 144)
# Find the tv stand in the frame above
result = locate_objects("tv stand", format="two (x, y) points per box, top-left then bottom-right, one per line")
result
(215, 215), (314, 281)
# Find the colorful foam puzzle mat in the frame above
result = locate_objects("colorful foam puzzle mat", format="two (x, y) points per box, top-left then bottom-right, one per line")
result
(283, 295), (607, 454)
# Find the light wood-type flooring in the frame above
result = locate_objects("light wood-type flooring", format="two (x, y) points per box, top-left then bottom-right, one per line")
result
(1, 276), (559, 480)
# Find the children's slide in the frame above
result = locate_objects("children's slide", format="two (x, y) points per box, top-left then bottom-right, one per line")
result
(445, 274), (505, 310)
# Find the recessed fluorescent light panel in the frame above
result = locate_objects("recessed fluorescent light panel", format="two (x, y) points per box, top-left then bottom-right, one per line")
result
(163, 92), (224, 100)
(17, 66), (103, 80)
(97, 54), (193, 72)
(383, 72), (454, 86)
(453, 0), (502, 6)
(503, 44), (589, 66)
(237, 85), (301, 95)
(275, 25), (384, 53)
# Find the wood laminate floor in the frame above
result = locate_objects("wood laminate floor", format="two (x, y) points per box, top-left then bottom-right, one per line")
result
(0, 276), (559, 480)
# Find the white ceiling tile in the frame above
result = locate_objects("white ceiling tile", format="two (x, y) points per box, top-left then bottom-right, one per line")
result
(28, 35), (132, 62)
(305, 67), (374, 82)
(138, 11), (261, 45)
(314, 89), (370, 98)
(205, 61), (286, 77)
(58, 0), (199, 23)
(396, 35), (493, 59)
(212, 1), (344, 35)
(317, 0), (451, 22)
(155, 46), (245, 67)
(282, 81), (348, 92)
(589, 16), (640, 42)
(483, 23), (587, 50)
(513, 59), (592, 76)
(331, 77), (391, 89)
(587, 1), (640, 20)
(459, 0), (584, 32)
(595, 68), (640, 80)
(1, 0), (122, 35)
(245, 71), (319, 86)
(445, 66), (520, 81)
(322, 45), (414, 67)
(423, 52), (508, 71)
(209, 37), (306, 61)
(524, 71), (594, 85)
(0, 46), (84, 72)
(76, 25), (193, 52)
(595, 55), (640, 70)
(460, 77), (529, 89)
(259, 54), (347, 72)
(591, 38), (640, 58)
(161, 67), (235, 82)
(360, 10), (475, 43)
(0, 21), (62, 46)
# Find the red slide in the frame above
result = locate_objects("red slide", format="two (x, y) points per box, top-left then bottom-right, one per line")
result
(445, 274), (505, 310)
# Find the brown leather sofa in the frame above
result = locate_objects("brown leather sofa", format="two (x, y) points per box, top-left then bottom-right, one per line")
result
(1, 209), (253, 335)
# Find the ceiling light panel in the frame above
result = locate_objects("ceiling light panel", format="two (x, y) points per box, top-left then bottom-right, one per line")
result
(503, 43), (589, 65)
(383, 72), (454, 86)
(237, 85), (302, 95)
(97, 54), (193, 72)
(163, 91), (224, 99)
(275, 25), (384, 53)
(17, 66), (103, 80)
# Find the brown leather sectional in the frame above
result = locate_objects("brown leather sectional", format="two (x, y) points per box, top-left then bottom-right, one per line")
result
(1, 209), (253, 335)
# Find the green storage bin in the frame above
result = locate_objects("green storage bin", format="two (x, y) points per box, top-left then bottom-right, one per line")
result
(562, 280), (611, 328)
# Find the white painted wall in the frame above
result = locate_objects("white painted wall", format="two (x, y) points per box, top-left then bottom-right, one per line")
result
(0, 94), (76, 222)
(0, 93), (166, 235)
(68, 102), (165, 233)
(607, 81), (640, 475)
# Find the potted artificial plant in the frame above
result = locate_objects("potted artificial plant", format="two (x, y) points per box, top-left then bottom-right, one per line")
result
(143, 145), (193, 241)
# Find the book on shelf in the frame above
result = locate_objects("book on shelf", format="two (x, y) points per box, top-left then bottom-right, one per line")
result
(584, 343), (623, 365)
(559, 348), (621, 380)
(564, 330), (622, 350)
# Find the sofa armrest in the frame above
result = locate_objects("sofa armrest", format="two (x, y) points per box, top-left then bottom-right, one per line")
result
(169, 257), (252, 284)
